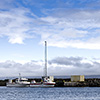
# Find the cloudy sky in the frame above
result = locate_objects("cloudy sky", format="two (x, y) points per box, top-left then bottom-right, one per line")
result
(0, 0), (100, 77)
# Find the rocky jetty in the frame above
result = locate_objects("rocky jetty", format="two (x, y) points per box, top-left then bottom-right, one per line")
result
(1, 78), (100, 87)
(56, 78), (100, 87)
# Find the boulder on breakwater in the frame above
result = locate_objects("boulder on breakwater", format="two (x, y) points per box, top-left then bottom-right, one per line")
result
(64, 78), (100, 87)
(0, 79), (8, 86)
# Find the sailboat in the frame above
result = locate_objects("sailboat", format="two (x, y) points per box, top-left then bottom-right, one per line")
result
(30, 41), (55, 87)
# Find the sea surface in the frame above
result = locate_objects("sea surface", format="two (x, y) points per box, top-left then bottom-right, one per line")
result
(0, 87), (100, 100)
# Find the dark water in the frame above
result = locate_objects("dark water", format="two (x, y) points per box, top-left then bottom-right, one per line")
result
(0, 87), (100, 100)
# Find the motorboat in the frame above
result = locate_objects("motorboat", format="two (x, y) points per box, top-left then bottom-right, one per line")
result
(6, 74), (30, 87)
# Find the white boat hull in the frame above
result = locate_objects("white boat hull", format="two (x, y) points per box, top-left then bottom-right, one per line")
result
(30, 84), (55, 88)
(6, 83), (29, 87)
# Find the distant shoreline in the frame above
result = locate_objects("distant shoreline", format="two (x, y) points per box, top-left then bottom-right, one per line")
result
(1, 75), (100, 80)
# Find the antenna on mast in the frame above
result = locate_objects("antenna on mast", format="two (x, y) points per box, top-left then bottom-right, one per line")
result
(44, 41), (47, 77)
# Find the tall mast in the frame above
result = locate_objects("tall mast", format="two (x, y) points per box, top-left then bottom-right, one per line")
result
(45, 41), (47, 77)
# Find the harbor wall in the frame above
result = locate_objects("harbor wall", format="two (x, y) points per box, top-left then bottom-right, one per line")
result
(1, 78), (100, 87)
(56, 78), (100, 87)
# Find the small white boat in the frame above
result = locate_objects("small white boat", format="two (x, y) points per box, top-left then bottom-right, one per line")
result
(30, 77), (55, 88)
(6, 74), (30, 87)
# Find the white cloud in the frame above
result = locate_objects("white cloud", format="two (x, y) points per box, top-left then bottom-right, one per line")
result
(38, 9), (100, 49)
(0, 60), (44, 77)
(0, 7), (35, 44)
(1, 1), (100, 49)
(0, 57), (100, 77)
(48, 57), (100, 75)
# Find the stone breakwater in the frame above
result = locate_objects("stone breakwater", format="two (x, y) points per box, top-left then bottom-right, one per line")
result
(55, 78), (100, 87)
(1, 78), (100, 87)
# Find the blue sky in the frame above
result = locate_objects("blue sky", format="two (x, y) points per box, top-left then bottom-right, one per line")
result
(0, 0), (100, 77)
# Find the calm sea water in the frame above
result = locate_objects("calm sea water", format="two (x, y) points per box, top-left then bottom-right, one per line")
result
(0, 87), (100, 100)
